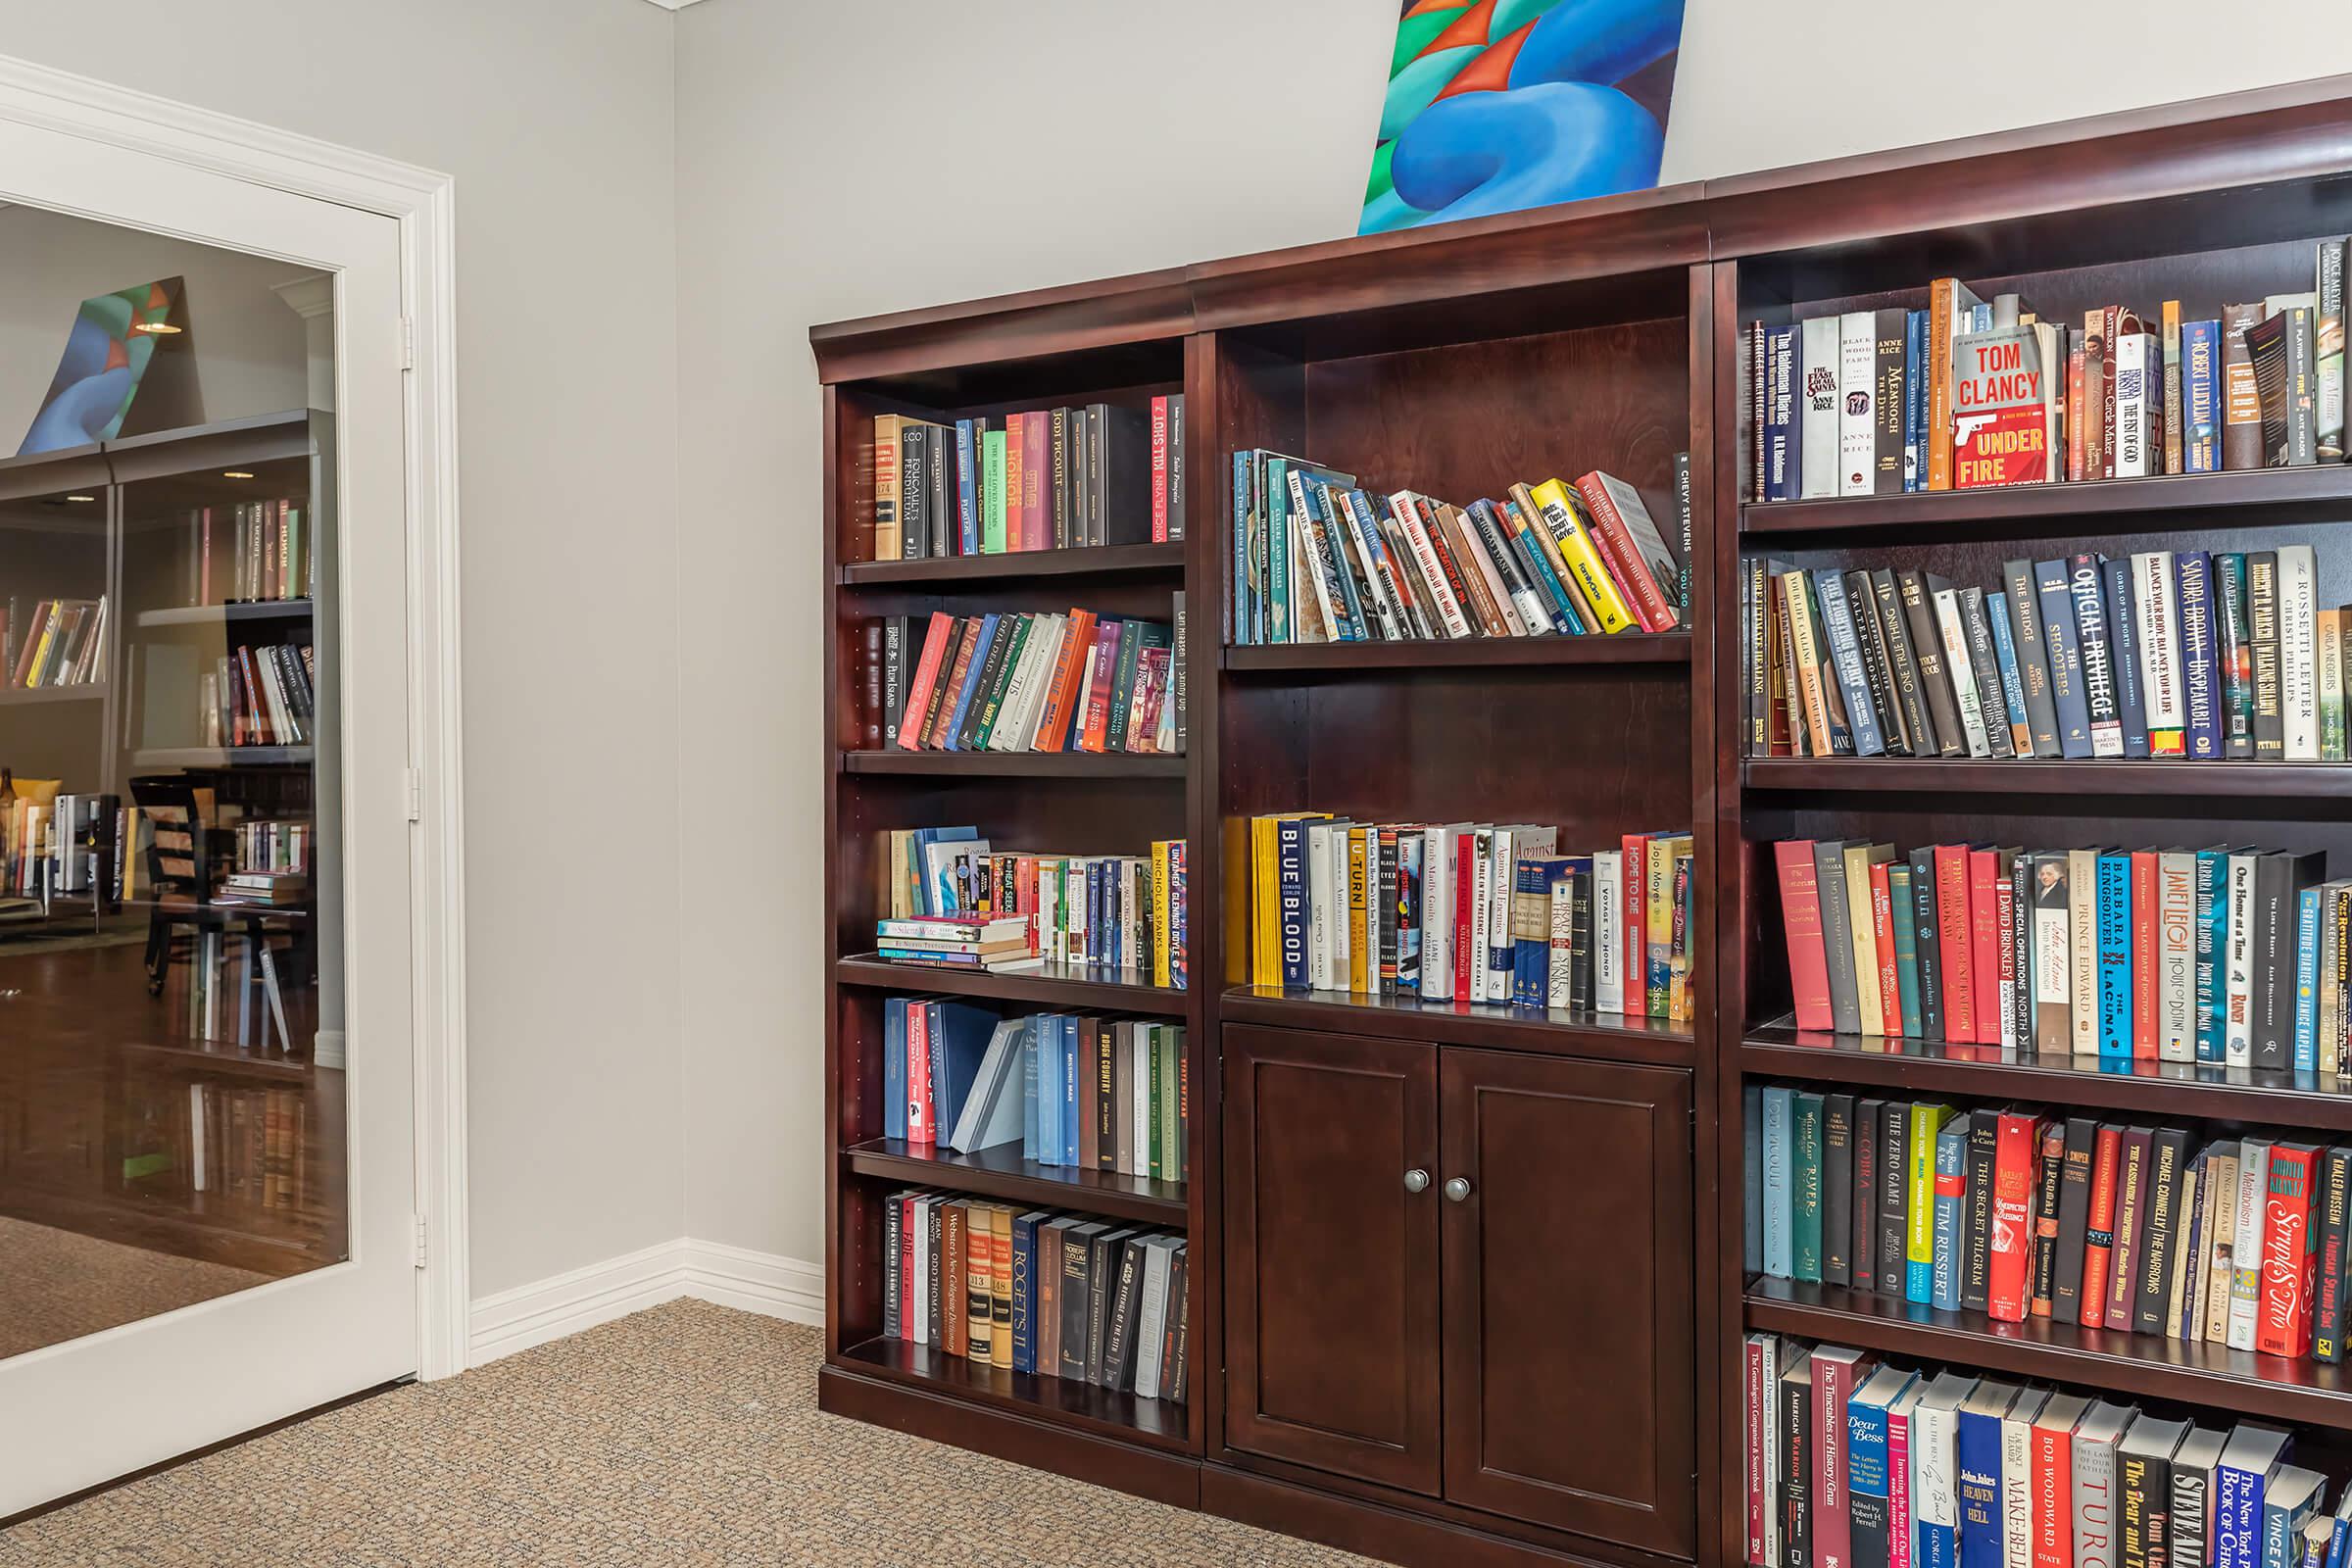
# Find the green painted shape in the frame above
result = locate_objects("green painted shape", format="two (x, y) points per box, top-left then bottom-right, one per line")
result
(1359, 187), (1432, 235)
(1390, 8), (1469, 76)
(1380, 45), (1481, 141)
(1363, 138), (1397, 204)
(1491, 0), (1565, 38)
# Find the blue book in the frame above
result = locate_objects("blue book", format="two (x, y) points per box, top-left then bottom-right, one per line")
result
(1904, 310), (1929, 490)
(2034, 559), (2094, 758)
(2184, 318), (2224, 472)
(884, 997), (908, 1143)
(1232, 452), (1255, 644)
(2260, 1466), (2327, 1568)
(2217, 1424), (2292, 1568)
(1761, 1085), (1794, 1278)
(1059, 1016), (1081, 1167)
(1295, 479), (1366, 641)
(1035, 1013), (1065, 1165)
(2097, 851), (2134, 1058)
(2197, 848), (2231, 1061)
(1984, 591), (2034, 752)
(1954, 1383), (2017, 1568)
(1493, 498), (1584, 634)
(1846, 1367), (1915, 1568)
(1764, 324), (1800, 500)
(2178, 551), (2224, 759)
(1889, 863), (1925, 1037)
(1020, 1018), (1042, 1160)
(940, 612), (1001, 753)
(1813, 567), (1887, 756)
(1932, 1121), (1964, 1310)
(1009, 1209), (1040, 1372)
(1277, 817), (1310, 987)
(1792, 1090), (1825, 1282)
(955, 418), (980, 556)
(2296, 886), (2326, 1070)
(1087, 859), (1105, 968)
(2101, 556), (2151, 758)
(931, 1002), (999, 1135)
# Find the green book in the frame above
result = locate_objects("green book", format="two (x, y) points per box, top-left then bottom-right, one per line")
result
(1158, 1026), (1181, 1183)
(1265, 455), (1292, 643)
(1792, 1089), (1825, 1282)
(1148, 1026), (1163, 1179)
(1887, 862), (1925, 1037)
(968, 613), (1033, 750)
(981, 428), (1008, 555)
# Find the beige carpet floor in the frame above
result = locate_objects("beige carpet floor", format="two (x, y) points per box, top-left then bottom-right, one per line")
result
(3, 1298), (1379, 1567)
(0, 1217), (273, 1359)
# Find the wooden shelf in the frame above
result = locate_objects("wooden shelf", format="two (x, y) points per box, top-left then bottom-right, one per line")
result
(842, 750), (1185, 778)
(130, 746), (312, 768)
(1741, 757), (2352, 800)
(135, 600), (313, 628)
(839, 541), (1183, 587)
(1745, 1277), (2352, 1431)
(833, 1336), (1191, 1453)
(844, 1137), (1185, 1225)
(113, 1036), (316, 1083)
(1740, 465), (2352, 538)
(835, 956), (1188, 1015)
(1741, 1020), (2352, 1132)
(0, 683), (105, 707)
(1222, 632), (1689, 672)
(1222, 986), (1693, 1065)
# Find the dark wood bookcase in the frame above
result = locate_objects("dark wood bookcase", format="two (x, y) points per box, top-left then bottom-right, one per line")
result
(815, 75), (2352, 1567)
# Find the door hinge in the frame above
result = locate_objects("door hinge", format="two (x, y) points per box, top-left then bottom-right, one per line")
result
(405, 767), (422, 821)
(399, 317), (415, 371)
(412, 1213), (428, 1268)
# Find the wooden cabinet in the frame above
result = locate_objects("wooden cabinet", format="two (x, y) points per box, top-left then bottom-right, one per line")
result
(1222, 1024), (1694, 1556)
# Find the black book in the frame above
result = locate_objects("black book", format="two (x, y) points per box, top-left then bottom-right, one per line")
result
(1823, 1094), (1854, 1285)
(2246, 550), (2284, 760)
(1961, 1110), (1998, 1313)
(1086, 1225), (1138, 1384)
(1870, 567), (1938, 759)
(2100, 557), (2149, 759)
(2251, 849), (2328, 1066)
(1814, 840), (1862, 1036)
(2217, 554), (2255, 759)
(1878, 1101), (1910, 1297)
(1854, 1097), (1884, 1290)
(1958, 586), (2017, 760)
(2068, 554), (2123, 755)
(2011, 851), (2034, 1052)
(2317, 1148), (2352, 1363)
(881, 615), (917, 750)
(1896, 568), (1966, 757)
(2051, 1117), (2098, 1323)
(1101, 1236), (1147, 1391)
(2134, 1127), (2192, 1335)
(2031, 1120), (2068, 1316)
(1908, 847), (1945, 1045)
(2117, 1416), (2187, 1568)
(1745, 557), (1772, 755)
(928, 421), (953, 558)
(1059, 1222), (1104, 1379)
(1780, 1351), (1813, 1568)
(882, 1194), (904, 1340)
(2002, 557), (2064, 757)
(1844, 568), (1911, 756)
(1568, 862), (1595, 1011)
(1093, 403), (1152, 547)
(1172, 591), (1187, 754)
(901, 421), (932, 560)
(1873, 307), (1908, 494)
(1164, 1242), (1191, 1402)
(2246, 306), (2318, 466)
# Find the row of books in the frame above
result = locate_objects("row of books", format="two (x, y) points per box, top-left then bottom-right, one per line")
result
(4, 597), (107, 689)
(881, 999), (1188, 1183)
(866, 398), (1183, 563)
(1743, 1334), (2330, 1568)
(863, 602), (1183, 757)
(1773, 837), (2343, 1069)
(1244, 814), (1695, 1020)
(2, 791), (124, 904)
(233, 816), (312, 876)
(197, 643), (316, 750)
(1743, 548), (2349, 762)
(879, 1194), (1190, 1402)
(184, 1081), (308, 1209)
(1743, 255), (2352, 502)
(184, 500), (312, 606)
(1226, 451), (1690, 646)
(1750, 1090), (2352, 1365)
(878, 831), (1188, 988)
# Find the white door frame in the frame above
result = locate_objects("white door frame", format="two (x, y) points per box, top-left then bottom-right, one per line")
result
(0, 53), (472, 1380)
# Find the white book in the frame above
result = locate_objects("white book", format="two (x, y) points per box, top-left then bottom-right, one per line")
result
(1546, 872), (1574, 1008)
(1288, 472), (1343, 644)
(1034, 859), (1061, 967)
(1468, 828), (1494, 1004)
(2227, 1140), (2271, 1351)
(1935, 587), (1995, 758)
(2035, 320), (2064, 483)
(2113, 331), (2154, 476)
(909, 1197), (933, 1346)
(1801, 316), (1841, 499)
(2226, 851), (2259, 1064)
(1422, 826), (1461, 1002)
(1594, 851), (1625, 1014)
(1131, 1236), (1179, 1398)
(2070, 1402), (2135, 1568)
(1838, 310), (1877, 496)
(997, 614), (1060, 750)
(1064, 856), (1090, 963)
(2129, 552), (2184, 740)
(1453, 506), (1527, 636)
(1391, 490), (1472, 639)
(188, 1082), (207, 1192)
(1068, 645), (1099, 750)
(2000, 1386), (2048, 1568)
(1305, 823), (1335, 990)
(1129, 1024), (1152, 1178)
(1332, 490), (1402, 641)
(1480, 826), (1512, 1004)
(2157, 851), (2198, 1061)
(2278, 543), (2320, 760)
(1911, 1370), (1976, 1550)
(1747, 1332), (1782, 1568)
(1328, 823), (1352, 995)
(2069, 847), (2100, 1054)
(1015, 614), (1068, 749)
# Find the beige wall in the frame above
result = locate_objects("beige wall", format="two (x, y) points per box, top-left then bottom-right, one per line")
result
(3, 0), (685, 1299)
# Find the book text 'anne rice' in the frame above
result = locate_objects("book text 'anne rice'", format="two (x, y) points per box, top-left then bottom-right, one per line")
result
(1953, 328), (2051, 488)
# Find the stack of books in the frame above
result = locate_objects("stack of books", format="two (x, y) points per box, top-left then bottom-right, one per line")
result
(879, 1192), (1188, 1400)
(1228, 453), (1690, 646)
(879, 828), (1187, 989)
(1743, 248), (2352, 501)
(1743, 1337), (2332, 1568)
(862, 600), (1183, 756)
(4, 597), (108, 689)
(1751, 1090), (2352, 1359)
(233, 817), (312, 876)
(1771, 837), (2348, 1069)
(1245, 815), (1694, 1021)
(213, 869), (310, 908)
(1742, 548), (2350, 762)
(881, 1000), (1186, 1182)
(866, 397), (1183, 562)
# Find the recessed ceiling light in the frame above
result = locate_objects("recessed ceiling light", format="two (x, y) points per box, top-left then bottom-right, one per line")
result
(221, 470), (255, 480)
(64, 494), (95, 503)
(130, 321), (182, 334)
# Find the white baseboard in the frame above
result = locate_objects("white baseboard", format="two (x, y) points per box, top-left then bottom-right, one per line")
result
(466, 1237), (822, 1367)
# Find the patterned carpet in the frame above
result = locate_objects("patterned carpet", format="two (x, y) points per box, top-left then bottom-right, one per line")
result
(4, 1298), (1377, 1566)
(0, 1218), (273, 1359)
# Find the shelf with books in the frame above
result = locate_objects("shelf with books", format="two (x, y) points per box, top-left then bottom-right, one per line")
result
(1740, 465), (2352, 539)
(1222, 631), (1690, 672)
(834, 956), (1189, 1016)
(1745, 1276), (2352, 1432)
(1224, 986), (1693, 1064)
(841, 751), (1185, 779)
(844, 1137), (1185, 1225)
(839, 541), (1184, 588)
(1742, 757), (2352, 799)
(834, 1335), (1191, 1454)
(0, 683), (107, 707)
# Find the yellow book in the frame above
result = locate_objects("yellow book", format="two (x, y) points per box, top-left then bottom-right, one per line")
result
(24, 602), (62, 688)
(1151, 841), (1173, 987)
(989, 1204), (1014, 1367)
(1841, 843), (1894, 1036)
(1669, 845), (1694, 1023)
(1644, 833), (1690, 1018)
(1906, 1104), (1952, 1272)
(871, 414), (906, 562)
(1347, 827), (1370, 995)
(1251, 816), (1278, 987)
(1527, 479), (1635, 634)
(1782, 572), (1837, 756)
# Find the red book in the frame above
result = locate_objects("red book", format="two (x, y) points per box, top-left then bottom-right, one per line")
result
(926, 619), (983, 749)
(1150, 395), (1172, 544)
(2260, 1143), (2321, 1357)
(1572, 470), (1680, 632)
(1935, 846), (1976, 1043)
(1455, 832), (1479, 1000)
(1077, 619), (1123, 752)
(1811, 1347), (1874, 1568)
(1869, 862), (1901, 1031)
(1987, 1111), (2042, 1322)
(1774, 840), (1834, 1031)
(1621, 832), (1651, 1010)
(2079, 1123), (2123, 1326)
(896, 612), (956, 750)
(1030, 609), (1097, 753)
(1993, 857), (2018, 1049)
(2030, 1407), (2073, 1568)
(1969, 848), (2002, 1048)
(906, 1003), (935, 1146)
(1022, 410), (1049, 551)
(2105, 1127), (2151, 1331)
(2130, 850), (2160, 1058)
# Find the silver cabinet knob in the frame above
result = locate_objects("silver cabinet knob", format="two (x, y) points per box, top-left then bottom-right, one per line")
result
(1403, 1168), (1430, 1194)
(1444, 1176), (1474, 1202)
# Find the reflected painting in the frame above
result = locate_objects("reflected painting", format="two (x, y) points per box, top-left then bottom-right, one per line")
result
(18, 277), (188, 456)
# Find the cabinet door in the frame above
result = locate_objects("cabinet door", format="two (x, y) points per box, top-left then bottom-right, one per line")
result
(1439, 1049), (1694, 1555)
(1222, 1024), (1442, 1495)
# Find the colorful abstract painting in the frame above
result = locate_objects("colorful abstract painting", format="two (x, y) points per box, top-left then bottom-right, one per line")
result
(19, 277), (187, 456)
(1362, 0), (1684, 234)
